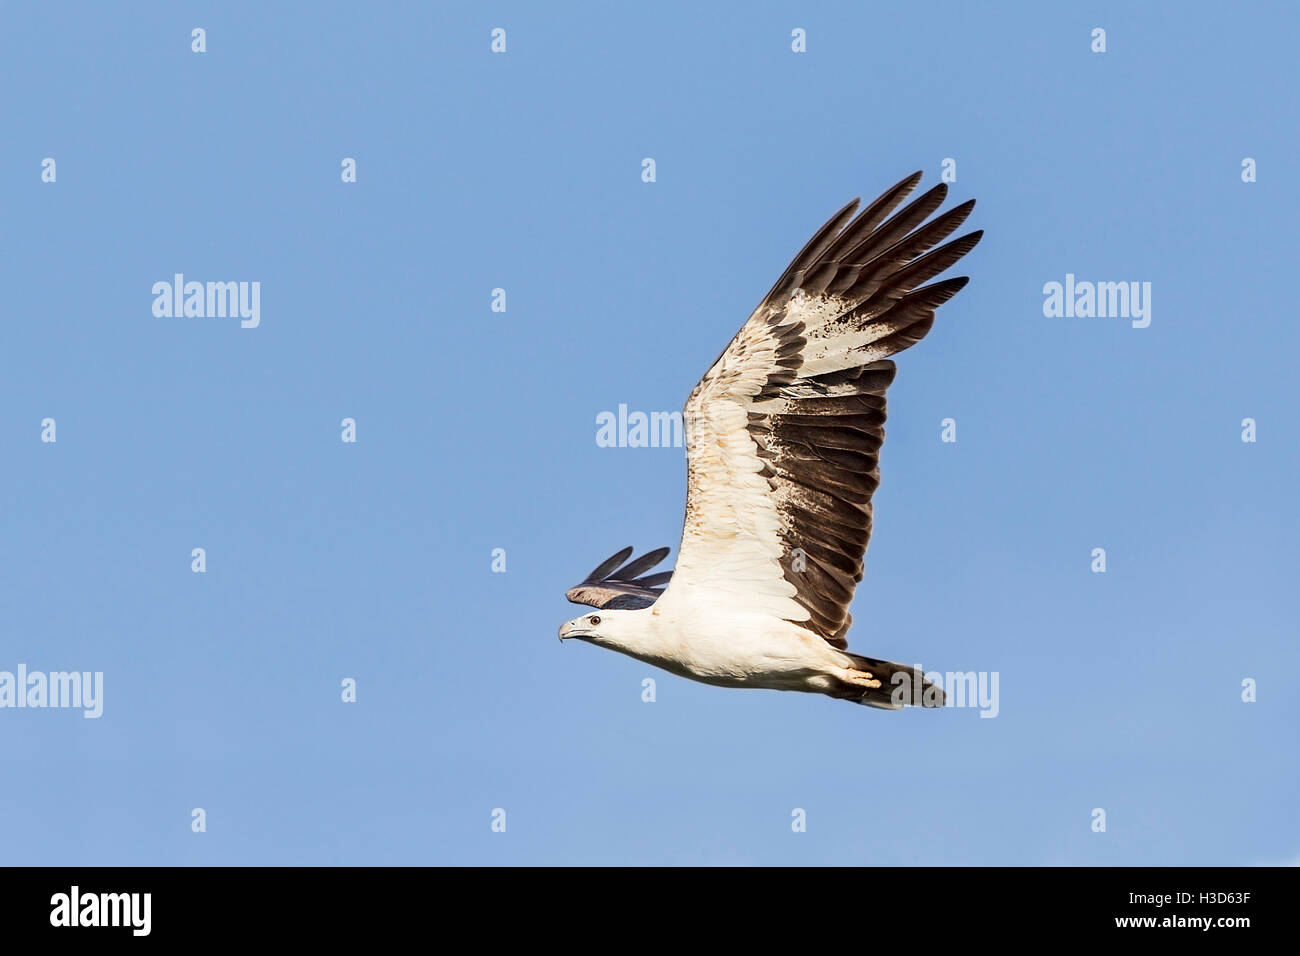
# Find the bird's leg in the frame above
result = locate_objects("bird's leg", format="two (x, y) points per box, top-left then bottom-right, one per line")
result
(836, 666), (882, 691)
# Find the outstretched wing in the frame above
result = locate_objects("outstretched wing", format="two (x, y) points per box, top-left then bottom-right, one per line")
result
(663, 173), (981, 648)
(566, 546), (673, 610)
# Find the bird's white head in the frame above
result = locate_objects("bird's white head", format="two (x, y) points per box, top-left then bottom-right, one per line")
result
(557, 609), (647, 649)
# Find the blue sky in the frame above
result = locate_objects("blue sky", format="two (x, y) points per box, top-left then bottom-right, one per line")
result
(1, 1), (1296, 865)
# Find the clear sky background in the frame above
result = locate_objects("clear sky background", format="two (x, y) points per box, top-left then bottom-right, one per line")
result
(2, 1), (1296, 866)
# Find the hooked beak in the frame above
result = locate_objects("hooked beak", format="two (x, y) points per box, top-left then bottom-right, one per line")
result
(558, 622), (594, 642)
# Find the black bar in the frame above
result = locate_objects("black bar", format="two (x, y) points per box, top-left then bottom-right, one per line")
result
(1, 866), (1285, 941)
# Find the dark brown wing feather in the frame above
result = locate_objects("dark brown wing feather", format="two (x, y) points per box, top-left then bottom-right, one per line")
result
(565, 547), (672, 610)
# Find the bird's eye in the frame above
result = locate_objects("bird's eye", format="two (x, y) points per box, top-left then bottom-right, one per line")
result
(590, 616), (601, 625)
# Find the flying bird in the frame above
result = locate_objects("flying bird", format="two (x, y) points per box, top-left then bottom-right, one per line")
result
(559, 172), (980, 708)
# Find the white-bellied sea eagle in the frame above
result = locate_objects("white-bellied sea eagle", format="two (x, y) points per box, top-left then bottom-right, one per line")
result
(559, 173), (981, 709)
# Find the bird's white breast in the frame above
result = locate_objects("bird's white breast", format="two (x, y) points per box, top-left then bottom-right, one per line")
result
(633, 597), (849, 691)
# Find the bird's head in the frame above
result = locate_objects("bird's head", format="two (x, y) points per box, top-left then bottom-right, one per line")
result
(558, 609), (640, 647)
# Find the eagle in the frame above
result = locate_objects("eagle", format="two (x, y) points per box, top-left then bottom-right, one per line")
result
(559, 172), (980, 708)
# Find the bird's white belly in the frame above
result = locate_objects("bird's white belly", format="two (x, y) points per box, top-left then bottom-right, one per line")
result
(631, 611), (847, 692)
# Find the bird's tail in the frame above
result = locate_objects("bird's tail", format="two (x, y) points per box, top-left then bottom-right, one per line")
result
(839, 653), (945, 710)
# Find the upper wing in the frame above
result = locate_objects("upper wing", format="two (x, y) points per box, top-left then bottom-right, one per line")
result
(565, 546), (673, 610)
(663, 173), (981, 647)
